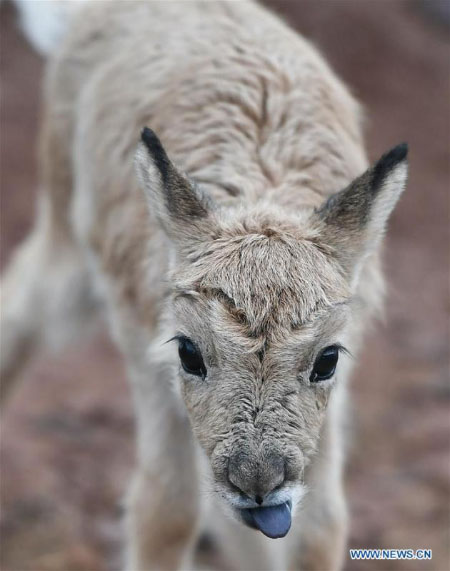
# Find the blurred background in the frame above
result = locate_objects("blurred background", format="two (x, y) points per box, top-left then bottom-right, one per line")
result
(0, 1), (449, 570)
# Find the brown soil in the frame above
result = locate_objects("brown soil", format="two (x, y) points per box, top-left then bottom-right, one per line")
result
(1, 1), (449, 570)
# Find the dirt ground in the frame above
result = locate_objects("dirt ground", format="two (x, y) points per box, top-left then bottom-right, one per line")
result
(0, 1), (449, 570)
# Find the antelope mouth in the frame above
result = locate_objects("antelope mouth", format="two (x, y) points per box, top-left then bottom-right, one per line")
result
(238, 500), (292, 539)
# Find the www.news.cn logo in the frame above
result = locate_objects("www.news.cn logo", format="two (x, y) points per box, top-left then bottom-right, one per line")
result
(349, 549), (432, 561)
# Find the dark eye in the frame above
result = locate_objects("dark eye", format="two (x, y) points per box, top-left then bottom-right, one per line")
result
(310, 345), (340, 382)
(178, 337), (207, 378)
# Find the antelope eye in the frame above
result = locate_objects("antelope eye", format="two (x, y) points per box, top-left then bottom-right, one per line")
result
(178, 337), (207, 378)
(310, 345), (339, 382)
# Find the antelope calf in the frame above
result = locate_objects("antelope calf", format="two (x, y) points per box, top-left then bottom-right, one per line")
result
(2, 1), (407, 569)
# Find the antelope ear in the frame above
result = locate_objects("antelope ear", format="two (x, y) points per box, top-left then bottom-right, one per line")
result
(315, 143), (408, 278)
(135, 127), (216, 245)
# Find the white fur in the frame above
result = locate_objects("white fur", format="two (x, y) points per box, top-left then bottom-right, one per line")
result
(13, 0), (88, 56)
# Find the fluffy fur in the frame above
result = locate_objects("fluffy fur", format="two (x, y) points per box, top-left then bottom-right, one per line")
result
(1, 2), (408, 570)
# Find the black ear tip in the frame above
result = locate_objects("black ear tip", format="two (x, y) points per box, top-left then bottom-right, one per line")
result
(371, 142), (408, 191)
(139, 127), (171, 182)
(141, 126), (159, 148)
(393, 142), (408, 160)
(375, 141), (408, 174)
(385, 142), (408, 165)
(140, 127), (169, 164)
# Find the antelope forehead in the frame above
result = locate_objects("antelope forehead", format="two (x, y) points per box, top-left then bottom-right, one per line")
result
(213, 251), (346, 329)
(174, 235), (349, 335)
(222, 282), (326, 330)
(209, 234), (340, 286)
(201, 278), (347, 341)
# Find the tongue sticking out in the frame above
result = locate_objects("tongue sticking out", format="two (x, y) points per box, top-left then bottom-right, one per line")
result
(247, 502), (292, 539)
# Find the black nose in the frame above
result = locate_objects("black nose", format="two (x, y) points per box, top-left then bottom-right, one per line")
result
(227, 453), (285, 504)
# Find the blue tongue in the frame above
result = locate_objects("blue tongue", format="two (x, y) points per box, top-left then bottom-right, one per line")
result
(248, 502), (291, 539)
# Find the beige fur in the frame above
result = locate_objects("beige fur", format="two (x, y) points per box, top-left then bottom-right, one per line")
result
(0, 2), (408, 570)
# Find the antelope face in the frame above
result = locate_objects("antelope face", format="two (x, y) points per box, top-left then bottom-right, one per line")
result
(135, 128), (408, 537)
(167, 229), (352, 538)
